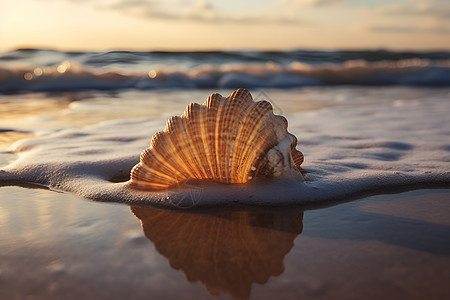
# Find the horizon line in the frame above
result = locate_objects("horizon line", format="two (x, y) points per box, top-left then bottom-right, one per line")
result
(3, 45), (450, 53)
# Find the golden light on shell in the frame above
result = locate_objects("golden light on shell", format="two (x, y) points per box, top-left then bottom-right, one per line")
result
(130, 88), (304, 191)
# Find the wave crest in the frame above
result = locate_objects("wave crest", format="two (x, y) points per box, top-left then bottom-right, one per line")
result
(1, 59), (449, 92)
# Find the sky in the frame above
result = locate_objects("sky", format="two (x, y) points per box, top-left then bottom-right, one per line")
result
(0, 0), (449, 51)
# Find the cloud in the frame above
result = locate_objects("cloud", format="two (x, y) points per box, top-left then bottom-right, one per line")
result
(370, 25), (450, 34)
(364, 0), (450, 35)
(280, 0), (344, 7)
(36, 0), (92, 3)
(103, 0), (302, 24)
(369, 0), (450, 20)
(106, 0), (174, 19)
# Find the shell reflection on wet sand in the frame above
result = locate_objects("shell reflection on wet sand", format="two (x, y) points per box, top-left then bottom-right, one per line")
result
(130, 88), (304, 191)
(131, 207), (303, 300)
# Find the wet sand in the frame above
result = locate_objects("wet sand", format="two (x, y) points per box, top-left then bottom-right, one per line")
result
(1, 186), (449, 300)
(1, 87), (449, 299)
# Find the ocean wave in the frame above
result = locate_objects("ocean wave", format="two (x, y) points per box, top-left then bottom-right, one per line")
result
(1, 58), (449, 92)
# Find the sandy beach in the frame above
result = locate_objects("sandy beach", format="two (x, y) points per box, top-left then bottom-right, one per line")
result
(0, 185), (449, 299)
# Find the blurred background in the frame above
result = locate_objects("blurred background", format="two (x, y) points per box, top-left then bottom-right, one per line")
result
(1, 0), (449, 152)
(0, 0), (449, 143)
(1, 0), (449, 51)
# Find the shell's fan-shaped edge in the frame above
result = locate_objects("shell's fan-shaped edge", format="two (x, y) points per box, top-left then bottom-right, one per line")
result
(130, 88), (304, 190)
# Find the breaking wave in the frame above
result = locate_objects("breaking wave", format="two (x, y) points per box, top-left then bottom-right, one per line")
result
(1, 58), (449, 92)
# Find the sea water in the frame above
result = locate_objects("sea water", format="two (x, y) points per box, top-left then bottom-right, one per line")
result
(1, 49), (449, 92)
(0, 49), (449, 208)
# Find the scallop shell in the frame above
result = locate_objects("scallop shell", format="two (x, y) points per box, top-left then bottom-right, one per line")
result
(130, 88), (303, 190)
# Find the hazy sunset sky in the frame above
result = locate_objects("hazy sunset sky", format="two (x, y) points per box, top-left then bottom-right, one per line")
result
(1, 0), (449, 51)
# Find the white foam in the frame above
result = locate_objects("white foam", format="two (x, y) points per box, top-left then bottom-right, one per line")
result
(1, 96), (449, 208)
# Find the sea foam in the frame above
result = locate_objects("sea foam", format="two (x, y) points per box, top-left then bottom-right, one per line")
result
(1, 95), (449, 208)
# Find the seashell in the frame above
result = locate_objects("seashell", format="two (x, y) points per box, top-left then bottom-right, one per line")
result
(130, 88), (304, 190)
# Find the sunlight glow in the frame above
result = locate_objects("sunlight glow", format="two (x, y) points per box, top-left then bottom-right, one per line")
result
(57, 65), (67, 74)
(33, 68), (43, 76)
(57, 61), (71, 74)
(24, 72), (33, 80)
(1, 0), (449, 51)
